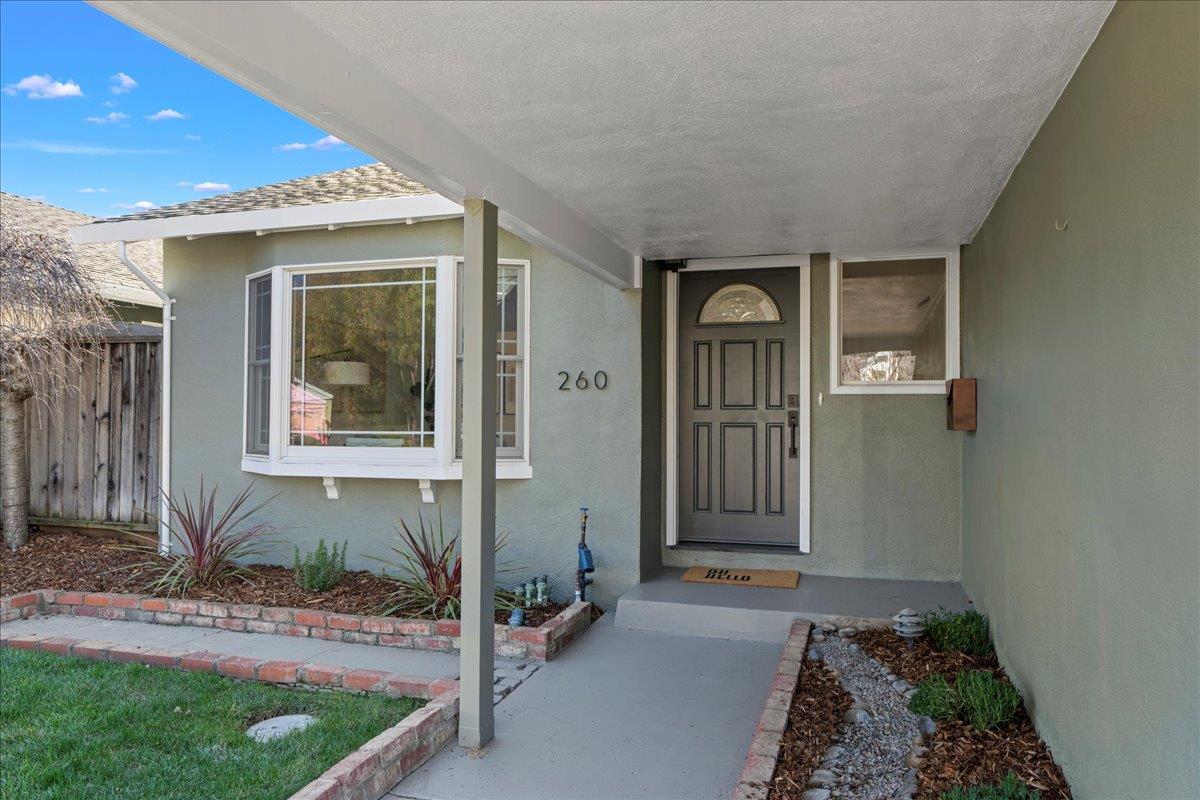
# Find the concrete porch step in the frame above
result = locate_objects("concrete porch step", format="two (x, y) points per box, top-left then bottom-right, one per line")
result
(613, 568), (971, 643)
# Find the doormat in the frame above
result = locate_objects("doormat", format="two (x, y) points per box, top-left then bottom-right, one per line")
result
(681, 566), (800, 589)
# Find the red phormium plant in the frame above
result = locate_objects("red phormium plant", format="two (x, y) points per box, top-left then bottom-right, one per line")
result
(134, 480), (277, 597)
(373, 510), (517, 619)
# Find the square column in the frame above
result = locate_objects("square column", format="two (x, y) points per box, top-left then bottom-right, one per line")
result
(459, 197), (498, 748)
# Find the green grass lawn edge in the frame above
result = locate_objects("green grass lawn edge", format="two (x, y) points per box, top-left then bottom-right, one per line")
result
(0, 648), (424, 800)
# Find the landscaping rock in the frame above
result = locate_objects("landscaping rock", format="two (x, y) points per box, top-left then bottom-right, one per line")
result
(246, 714), (316, 742)
(813, 635), (924, 799)
(808, 769), (836, 787)
(837, 627), (858, 638)
(842, 708), (870, 724)
(819, 621), (838, 633)
(807, 648), (823, 662)
(800, 790), (831, 800)
(918, 716), (937, 736)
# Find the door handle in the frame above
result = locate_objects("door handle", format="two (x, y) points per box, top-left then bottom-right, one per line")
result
(787, 411), (798, 458)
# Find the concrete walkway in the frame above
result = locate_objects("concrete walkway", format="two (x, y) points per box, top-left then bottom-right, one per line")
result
(390, 616), (782, 800)
(0, 615), (461, 677)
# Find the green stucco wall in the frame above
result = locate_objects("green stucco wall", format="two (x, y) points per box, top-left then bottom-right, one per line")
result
(164, 220), (644, 610)
(664, 255), (963, 581)
(960, 2), (1200, 797)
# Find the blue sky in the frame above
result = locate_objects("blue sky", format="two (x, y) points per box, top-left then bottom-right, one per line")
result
(1, 0), (372, 217)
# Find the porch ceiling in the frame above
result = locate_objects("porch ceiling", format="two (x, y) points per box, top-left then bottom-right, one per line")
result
(94, 0), (1112, 285)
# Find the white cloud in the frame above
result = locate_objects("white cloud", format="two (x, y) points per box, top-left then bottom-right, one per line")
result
(110, 73), (138, 94)
(276, 134), (345, 152)
(146, 108), (187, 121)
(192, 181), (230, 192)
(1, 140), (173, 156)
(115, 200), (156, 210)
(183, 133), (202, 141)
(85, 112), (130, 125)
(79, 187), (109, 193)
(175, 181), (193, 187)
(3, 74), (83, 99)
(102, 99), (119, 108)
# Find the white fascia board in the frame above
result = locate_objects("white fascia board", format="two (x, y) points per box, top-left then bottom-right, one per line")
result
(70, 195), (463, 245)
(98, 282), (164, 307)
(90, 1), (638, 289)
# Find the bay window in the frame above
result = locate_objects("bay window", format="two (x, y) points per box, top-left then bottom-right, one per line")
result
(242, 256), (530, 479)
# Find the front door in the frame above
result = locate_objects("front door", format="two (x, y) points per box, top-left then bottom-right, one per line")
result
(678, 268), (800, 546)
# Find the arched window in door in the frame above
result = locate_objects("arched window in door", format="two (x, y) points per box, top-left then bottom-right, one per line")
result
(697, 283), (782, 324)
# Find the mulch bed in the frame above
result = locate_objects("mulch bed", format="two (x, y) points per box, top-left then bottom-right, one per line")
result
(768, 656), (853, 799)
(857, 628), (1072, 799)
(0, 532), (600, 626)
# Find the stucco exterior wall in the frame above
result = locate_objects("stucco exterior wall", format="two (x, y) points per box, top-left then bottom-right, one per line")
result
(164, 220), (644, 610)
(960, 2), (1200, 797)
(664, 256), (962, 580)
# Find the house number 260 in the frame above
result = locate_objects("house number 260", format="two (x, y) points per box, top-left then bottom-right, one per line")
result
(558, 370), (609, 391)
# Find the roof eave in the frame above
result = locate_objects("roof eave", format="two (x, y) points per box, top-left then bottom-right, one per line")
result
(70, 194), (463, 245)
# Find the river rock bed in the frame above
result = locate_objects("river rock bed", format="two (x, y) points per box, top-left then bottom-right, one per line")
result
(801, 625), (929, 800)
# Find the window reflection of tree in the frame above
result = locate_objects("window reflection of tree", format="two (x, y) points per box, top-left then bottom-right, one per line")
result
(290, 269), (436, 447)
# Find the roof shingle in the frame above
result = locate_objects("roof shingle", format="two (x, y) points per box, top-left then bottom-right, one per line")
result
(0, 193), (163, 306)
(103, 162), (431, 222)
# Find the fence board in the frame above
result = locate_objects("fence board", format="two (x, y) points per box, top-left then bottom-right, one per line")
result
(61, 363), (80, 519)
(76, 350), (98, 519)
(46, 351), (65, 518)
(20, 339), (160, 527)
(92, 345), (112, 521)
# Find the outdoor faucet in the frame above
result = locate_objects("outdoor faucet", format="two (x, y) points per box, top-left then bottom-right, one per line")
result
(575, 507), (595, 602)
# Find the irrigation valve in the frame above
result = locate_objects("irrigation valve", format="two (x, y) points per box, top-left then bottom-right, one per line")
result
(576, 507), (595, 602)
(892, 608), (925, 648)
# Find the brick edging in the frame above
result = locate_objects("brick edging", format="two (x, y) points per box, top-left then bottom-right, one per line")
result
(0, 629), (460, 800)
(733, 619), (812, 800)
(1, 590), (592, 662)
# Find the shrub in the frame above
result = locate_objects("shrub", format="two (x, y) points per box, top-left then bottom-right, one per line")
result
(954, 669), (1021, 730)
(135, 480), (276, 596)
(923, 608), (993, 656)
(909, 673), (959, 721)
(909, 670), (1021, 731)
(941, 772), (1042, 800)
(371, 510), (519, 619)
(293, 539), (347, 591)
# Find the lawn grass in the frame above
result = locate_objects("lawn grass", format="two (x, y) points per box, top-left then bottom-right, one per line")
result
(0, 648), (423, 800)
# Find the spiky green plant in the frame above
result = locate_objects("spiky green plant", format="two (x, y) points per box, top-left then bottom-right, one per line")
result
(910, 669), (1022, 731)
(293, 539), (347, 592)
(941, 772), (1042, 800)
(370, 510), (519, 619)
(909, 673), (959, 721)
(923, 608), (994, 656)
(132, 480), (277, 597)
(954, 669), (1021, 730)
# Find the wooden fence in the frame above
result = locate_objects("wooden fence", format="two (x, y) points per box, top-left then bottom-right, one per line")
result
(24, 331), (162, 531)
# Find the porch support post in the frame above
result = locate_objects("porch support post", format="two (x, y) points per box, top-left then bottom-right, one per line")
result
(459, 197), (498, 748)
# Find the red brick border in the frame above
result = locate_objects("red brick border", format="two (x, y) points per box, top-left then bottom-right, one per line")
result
(733, 619), (812, 800)
(0, 629), (457, 700)
(0, 629), (460, 800)
(2, 589), (591, 662)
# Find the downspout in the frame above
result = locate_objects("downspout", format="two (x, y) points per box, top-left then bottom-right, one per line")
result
(117, 241), (174, 555)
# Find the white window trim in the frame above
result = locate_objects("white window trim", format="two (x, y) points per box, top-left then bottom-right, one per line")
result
(450, 257), (532, 468)
(828, 249), (960, 395)
(239, 254), (532, 480)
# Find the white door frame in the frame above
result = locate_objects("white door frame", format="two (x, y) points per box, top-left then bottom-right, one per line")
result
(665, 254), (811, 552)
